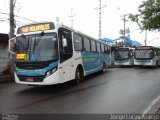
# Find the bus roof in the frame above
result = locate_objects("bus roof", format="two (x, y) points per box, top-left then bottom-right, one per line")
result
(16, 21), (111, 46)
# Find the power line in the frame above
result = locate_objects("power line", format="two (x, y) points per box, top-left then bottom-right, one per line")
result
(0, 18), (9, 21)
(0, 17), (27, 26)
(0, 17), (9, 20)
(0, 20), (8, 22)
(0, 12), (35, 26)
(15, 14), (37, 23)
(0, 12), (37, 23)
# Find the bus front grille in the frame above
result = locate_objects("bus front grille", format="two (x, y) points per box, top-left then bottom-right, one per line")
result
(17, 75), (45, 82)
(15, 61), (52, 70)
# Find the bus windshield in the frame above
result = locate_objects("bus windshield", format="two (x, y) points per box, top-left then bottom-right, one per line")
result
(134, 49), (153, 59)
(16, 33), (58, 62)
(114, 49), (129, 60)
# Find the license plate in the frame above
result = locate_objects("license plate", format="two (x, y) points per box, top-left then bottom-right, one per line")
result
(26, 78), (34, 82)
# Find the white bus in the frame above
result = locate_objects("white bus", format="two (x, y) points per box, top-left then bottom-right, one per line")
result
(113, 47), (134, 66)
(9, 22), (111, 85)
(134, 46), (160, 67)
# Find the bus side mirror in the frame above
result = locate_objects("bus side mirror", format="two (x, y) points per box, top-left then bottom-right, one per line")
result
(129, 52), (132, 57)
(154, 52), (157, 56)
(62, 38), (67, 47)
(8, 37), (16, 54)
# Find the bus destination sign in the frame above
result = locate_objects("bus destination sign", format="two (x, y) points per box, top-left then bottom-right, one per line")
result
(136, 46), (152, 50)
(17, 22), (55, 34)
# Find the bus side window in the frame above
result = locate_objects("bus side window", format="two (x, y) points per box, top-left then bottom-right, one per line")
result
(105, 45), (108, 54)
(101, 44), (105, 53)
(83, 37), (91, 52)
(91, 40), (96, 52)
(108, 46), (111, 54)
(58, 28), (73, 63)
(73, 33), (83, 51)
(97, 42), (101, 53)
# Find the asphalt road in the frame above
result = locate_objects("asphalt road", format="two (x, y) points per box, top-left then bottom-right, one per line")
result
(1, 67), (160, 114)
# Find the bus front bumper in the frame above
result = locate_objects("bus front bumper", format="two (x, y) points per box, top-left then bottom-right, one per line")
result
(14, 71), (61, 85)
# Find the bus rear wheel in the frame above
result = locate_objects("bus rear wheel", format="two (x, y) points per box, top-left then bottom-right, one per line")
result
(102, 63), (106, 73)
(75, 67), (84, 85)
(155, 61), (158, 68)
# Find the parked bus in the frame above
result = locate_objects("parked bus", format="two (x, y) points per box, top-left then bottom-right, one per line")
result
(134, 46), (160, 67)
(8, 22), (111, 85)
(113, 46), (134, 66)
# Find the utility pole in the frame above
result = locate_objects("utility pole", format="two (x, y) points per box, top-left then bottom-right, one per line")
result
(144, 30), (147, 46)
(9, 0), (15, 39)
(69, 8), (76, 28)
(99, 0), (102, 40)
(121, 14), (128, 38)
(9, 0), (16, 79)
(98, 0), (106, 40)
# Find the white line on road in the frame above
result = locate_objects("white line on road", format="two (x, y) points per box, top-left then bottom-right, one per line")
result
(143, 95), (160, 114)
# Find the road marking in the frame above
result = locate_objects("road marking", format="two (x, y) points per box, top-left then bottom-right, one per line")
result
(143, 95), (160, 114)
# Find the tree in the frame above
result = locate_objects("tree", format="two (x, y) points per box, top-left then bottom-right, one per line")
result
(129, 0), (160, 31)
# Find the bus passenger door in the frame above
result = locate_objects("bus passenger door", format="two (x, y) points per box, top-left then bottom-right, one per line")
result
(58, 28), (73, 83)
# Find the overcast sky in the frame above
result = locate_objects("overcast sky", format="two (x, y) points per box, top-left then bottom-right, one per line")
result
(0, 0), (159, 46)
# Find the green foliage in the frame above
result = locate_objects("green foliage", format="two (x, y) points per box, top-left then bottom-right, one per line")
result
(129, 0), (160, 31)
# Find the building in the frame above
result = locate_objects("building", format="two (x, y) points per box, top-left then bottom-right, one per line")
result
(0, 33), (9, 74)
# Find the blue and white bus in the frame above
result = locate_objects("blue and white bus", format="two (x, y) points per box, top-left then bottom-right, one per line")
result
(9, 22), (111, 85)
(113, 47), (134, 66)
(134, 46), (160, 67)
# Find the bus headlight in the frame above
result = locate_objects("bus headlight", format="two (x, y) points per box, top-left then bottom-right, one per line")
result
(46, 67), (57, 78)
(51, 67), (57, 73)
(46, 71), (51, 77)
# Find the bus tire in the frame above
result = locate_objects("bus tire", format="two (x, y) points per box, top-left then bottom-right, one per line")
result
(74, 66), (84, 85)
(155, 61), (158, 68)
(102, 62), (106, 73)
